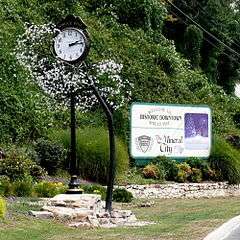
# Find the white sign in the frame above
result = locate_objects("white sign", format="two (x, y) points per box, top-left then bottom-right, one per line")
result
(130, 103), (212, 158)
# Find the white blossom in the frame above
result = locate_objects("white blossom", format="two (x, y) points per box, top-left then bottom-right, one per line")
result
(15, 23), (132, 111)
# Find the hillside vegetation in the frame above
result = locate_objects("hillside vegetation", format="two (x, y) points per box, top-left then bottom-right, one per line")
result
(0, 0), (240, 183)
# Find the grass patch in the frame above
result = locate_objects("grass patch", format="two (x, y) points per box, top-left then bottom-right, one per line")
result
(1, 197), (240, 240)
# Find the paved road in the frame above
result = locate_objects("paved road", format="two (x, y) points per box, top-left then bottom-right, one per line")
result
(224, 226), (240, 240)
(204, 216), (240, 240)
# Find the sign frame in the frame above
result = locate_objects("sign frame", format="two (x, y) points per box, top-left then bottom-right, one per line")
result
(130, 102), (212, 161)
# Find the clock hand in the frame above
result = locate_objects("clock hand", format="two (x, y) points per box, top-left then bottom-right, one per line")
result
(69, 40), (84, 47)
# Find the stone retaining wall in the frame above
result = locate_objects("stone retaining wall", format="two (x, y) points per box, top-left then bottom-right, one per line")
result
(121, 182), (240, 199)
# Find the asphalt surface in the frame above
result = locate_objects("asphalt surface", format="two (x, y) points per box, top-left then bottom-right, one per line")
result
(224, 226), (240, 240)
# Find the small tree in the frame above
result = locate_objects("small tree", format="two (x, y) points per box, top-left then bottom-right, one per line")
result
(15, 23), (132, 211)
(16, 23), (131, 111)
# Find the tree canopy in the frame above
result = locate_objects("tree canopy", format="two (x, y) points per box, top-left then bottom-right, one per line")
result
(0, 0), (239, 143)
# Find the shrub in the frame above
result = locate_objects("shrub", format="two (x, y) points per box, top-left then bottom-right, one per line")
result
(142, 164), (165, 181)
(186, 157), (216, 181)
(185, 157), (203, 169)
(34, 181), (67, 198)
(35, 139), (67, 175)
(0, 197), (6, 219)
(112, 188), (133, 203)
(116, 167), (162, 185)
(151, 156), (178, 181)
(175, 162), (192, 183)
(176, 170), (188, 183)
(80, 184), (106, 200)
(209, 136), (240, 184)
(189, 168), (202, 183)
(0, 177), (13, 197)
(142, 164), (159, 179)
(12, 176), (33, 197)
(49, 127), (129, 184)
(0, 149), (45, 181)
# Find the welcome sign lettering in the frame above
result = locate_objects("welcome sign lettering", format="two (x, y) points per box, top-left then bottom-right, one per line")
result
(130, 103), (212, 159)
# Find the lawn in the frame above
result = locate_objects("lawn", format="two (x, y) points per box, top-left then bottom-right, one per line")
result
(1, 197), (240, 240)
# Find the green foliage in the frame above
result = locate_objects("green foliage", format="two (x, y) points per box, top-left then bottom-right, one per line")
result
(49, 127), (129, 184)
(0, 197), (6, 219)
(165, 0), (240, 94)
(12, 176), (33, 197)
(116, 167), (163, 185)
(209, 136), (240, 184)
(0, 148), (46, 181)
(189, 168), (202, 183)
(80, 184), (106, 200)
(0, 0), (239, 182)
(151, 156), (178, 181)
(0, 177), (13, 197)
(34, 181), (67, 198)
(186, 157), (215, 181)
(142, 164), (165, 181)
(112, 188), (133, 203)
(175, 162), (192, 183)
(84, 0), (167, 30)
(184, 25), (203, 68)
(34, 139), (67, 175)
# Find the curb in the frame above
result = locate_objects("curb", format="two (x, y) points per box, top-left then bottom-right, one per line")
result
(203, 215), (240, 240)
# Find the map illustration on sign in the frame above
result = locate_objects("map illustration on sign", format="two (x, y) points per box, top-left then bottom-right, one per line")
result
(130, 103), (212, 159)
(184, 113), (209, 150)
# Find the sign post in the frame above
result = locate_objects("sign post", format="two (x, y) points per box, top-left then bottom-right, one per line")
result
(131, 103), (212, 164)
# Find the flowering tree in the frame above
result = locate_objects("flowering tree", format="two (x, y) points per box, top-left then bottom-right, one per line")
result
(15, 23), (132, 211)
(15, 23), (132, 111)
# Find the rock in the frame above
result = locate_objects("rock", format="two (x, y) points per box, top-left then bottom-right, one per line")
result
(29, 211), (54, 219)
(87, 215), (100, 227)
(110, 217), (127, 225)
(69, 222), (91, 228)
(51, 194), (101, 208)
(98, 218), (110, 225)
(128, 214), (137, 222)
(119, 182), (240, 200)
(96, 211), (110, 218)
(41, 206), (75, 219)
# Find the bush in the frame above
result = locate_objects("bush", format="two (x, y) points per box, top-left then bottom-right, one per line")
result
(209, 136), (240, 184)
(34, 181), (67, 198)
(189, 168), (202, 183)
(0, 148), (46, 181)
(116, 167), (164, 185)
(0, 177), (13, 197)
(142, 164), (159, 179)
(112, 188), (133, 203)
(12, 176), (33, 197)
(175, 162), (192, 183)
(0, 197), (6, 219)
(80, 184), (106, 200)
(186, 157), (216, 181)
(49, 127), (129, 184)
(35, 139), (67, 175)
(142, 164), (165, 181)
(151, 157), (178, 181)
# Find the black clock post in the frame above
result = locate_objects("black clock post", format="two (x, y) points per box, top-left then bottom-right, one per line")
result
(54, 15), (117, 212)
(54, 15), (90, 194)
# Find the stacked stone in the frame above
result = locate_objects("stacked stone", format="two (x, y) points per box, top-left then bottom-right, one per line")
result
(122, 182), (240, 199)
(29, 194), (151, 228)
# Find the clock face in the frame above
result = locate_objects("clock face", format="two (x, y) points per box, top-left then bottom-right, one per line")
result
(54, 27), (87, 62)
